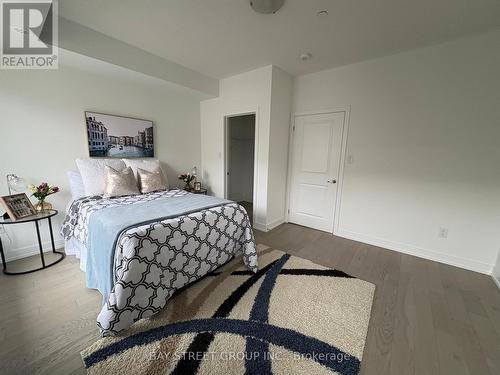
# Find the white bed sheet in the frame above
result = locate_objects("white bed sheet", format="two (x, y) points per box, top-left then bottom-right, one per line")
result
(64, 237), (87, 272)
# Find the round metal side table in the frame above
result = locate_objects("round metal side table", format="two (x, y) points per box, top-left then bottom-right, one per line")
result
(0, 209), (65, 275)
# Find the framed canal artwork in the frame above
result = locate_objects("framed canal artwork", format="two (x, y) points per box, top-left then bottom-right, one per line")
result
(85, 111), (154, 158)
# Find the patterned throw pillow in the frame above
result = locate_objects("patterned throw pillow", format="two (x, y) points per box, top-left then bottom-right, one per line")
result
(137, 167), (167, 194)
(103, 166), (140, 198)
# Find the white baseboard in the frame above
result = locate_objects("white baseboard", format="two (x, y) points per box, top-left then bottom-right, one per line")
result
(253, 221), (268, 232)
(253, 217), (285, 232)
(492, 275), (500, 291)
(335, 228), (493, 275)
(267, 217), (285, 231)
(2, 238), (65, 262)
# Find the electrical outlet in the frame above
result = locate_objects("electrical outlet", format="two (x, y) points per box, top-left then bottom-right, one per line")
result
(438, 227), (448, 238)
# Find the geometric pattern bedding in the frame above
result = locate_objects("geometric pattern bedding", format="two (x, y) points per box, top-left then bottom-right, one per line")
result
(60, 189), (258, 335)
(61, 189), (189, 246)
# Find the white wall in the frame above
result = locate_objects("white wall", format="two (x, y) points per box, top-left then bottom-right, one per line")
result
(201, 66), (273, 228)
(0, 53), (202, 260)
(200, 65), (292, 231)
(228, 115), (255, 203)
(493, 250), (500, 289)
(267, 66), (293, 227)
(293, 31), (500, 274)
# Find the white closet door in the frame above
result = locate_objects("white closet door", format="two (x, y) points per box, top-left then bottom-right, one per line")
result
(288, 112), (345, 232)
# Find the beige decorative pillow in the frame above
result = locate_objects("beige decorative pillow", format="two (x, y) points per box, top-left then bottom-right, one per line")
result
(123, 159), (169, 187)
(137, 167), (167, 194)
(103, 166), (140, 198)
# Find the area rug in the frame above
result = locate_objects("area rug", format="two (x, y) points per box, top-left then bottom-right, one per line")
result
(81, 246), (375, 374)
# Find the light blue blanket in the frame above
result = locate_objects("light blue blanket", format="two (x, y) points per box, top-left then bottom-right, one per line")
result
(86, 194), (231, 301)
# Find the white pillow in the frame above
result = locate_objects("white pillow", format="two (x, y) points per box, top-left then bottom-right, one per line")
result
(122, 159), (169, 188)
(66, 170), (86, 201)
(75, 158), (126, 196)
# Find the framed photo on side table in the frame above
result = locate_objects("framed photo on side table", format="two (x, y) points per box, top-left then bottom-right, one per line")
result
(0, 193), (37, 221)
(194, 182), (202, 192)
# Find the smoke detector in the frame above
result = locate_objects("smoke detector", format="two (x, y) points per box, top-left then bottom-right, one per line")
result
(299, 53), (312, 61)
(250, 0), (285, 14)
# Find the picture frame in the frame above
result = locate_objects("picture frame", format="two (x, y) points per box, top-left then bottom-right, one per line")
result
(194, 182), (202, 191)
(84, 111), (154, 158)
(0, 193), (37, 221)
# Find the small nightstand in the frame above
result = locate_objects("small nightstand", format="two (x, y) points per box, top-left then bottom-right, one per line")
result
(0, 209), (65, 275)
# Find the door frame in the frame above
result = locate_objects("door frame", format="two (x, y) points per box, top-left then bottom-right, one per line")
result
(285, 106), (351, 235)
(224, 111), (258, 224)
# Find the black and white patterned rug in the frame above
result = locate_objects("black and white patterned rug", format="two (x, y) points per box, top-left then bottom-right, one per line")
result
(82, 246), (375, 374)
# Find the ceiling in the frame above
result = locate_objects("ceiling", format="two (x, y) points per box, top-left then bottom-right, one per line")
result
(59, 0), (500, 79)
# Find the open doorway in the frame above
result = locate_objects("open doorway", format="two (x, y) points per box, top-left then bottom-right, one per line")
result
(225, 113), (256, 223)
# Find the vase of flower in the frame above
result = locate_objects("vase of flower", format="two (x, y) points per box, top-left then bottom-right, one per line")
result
(178, 173), (196, 192)
(34, 199), (52, 212)
(30, 182), (59, 212)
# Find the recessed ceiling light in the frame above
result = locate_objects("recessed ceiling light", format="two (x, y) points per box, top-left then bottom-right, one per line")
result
(317, 10), (329, 17)
(299, 53), (312, 61)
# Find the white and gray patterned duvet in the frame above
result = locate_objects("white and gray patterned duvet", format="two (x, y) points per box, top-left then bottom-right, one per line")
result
(60, 189), (258, 335)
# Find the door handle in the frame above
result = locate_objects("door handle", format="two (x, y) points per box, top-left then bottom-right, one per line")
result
(327, 179), (337, 184)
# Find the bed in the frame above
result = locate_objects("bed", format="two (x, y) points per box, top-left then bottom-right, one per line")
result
(60, 188), (258, 335)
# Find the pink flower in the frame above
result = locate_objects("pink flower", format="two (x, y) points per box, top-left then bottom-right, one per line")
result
(52, 187), (59, 193)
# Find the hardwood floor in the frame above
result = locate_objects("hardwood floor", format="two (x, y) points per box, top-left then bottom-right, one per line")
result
(0, 252), (101, 375)
(0, 223), (499, 375)
(255, 224), (500, 375)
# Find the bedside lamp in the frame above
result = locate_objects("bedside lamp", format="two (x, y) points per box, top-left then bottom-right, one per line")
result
(6, 174), (26, 195)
